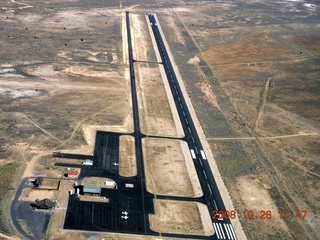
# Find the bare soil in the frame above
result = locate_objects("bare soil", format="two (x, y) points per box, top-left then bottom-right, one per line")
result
(203, 32), (292, 65)
(132, 12), (183, 137)
(46, 180), (75, 239)
(142, 138), (202, 197)
(19, 188), (57, 202)
(119, 135), (136, 177)
(79, 195), (109, 203)
(149, 199), (213, 236)
(136, 65), (184, 137)
(230, 175), (289, 237)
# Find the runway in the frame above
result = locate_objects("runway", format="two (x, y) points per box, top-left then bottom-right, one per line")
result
(148, 13), (237, 240)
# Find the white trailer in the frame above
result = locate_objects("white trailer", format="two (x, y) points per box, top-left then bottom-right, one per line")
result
(105, 181), (116, 188)
(82, 159), (93, 165)
(125, 183), (134, 188)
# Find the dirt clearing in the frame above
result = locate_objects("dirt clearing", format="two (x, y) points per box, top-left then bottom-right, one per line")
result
(230, 175), (289, 236)
(136, 64), (183, 137)
(119, 135), (136, 177)
(150, 199), (214, 236)
(142, 138), (202, 197)
(203, 31), (292, 65)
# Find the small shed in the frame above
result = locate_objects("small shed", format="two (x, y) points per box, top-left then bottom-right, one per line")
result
(68, 171), (79, 179)
(35, 198), (55, 209)
(82, 159), (93, 165)
(83, 180), (102, 196)
(105, 180), (116, 189)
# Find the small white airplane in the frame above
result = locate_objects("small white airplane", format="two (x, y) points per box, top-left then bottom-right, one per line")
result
(121, 215), (129, 220)
(122, 211), (128, 215)
(113, 163), (119, 166)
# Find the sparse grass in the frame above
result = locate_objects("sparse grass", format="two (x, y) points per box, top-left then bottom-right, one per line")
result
(40, 178), (60, 189)
(0, 163), (19, 233)
(150, 200), (206, 235)
(210, 141), (256, 181)
(268, 186), (305, 240)
(119, 135), (136, 177)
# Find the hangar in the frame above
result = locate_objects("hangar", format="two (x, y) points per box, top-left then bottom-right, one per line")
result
(83, 179), (102, 196)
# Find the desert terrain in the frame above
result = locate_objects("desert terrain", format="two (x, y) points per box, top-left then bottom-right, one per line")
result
(0, 0), (319, 240)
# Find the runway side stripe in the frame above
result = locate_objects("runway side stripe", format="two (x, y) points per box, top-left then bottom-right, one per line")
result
(190, 149), (196, 159)
(200, 150), (207, 160)
(213, 200), (218, 210)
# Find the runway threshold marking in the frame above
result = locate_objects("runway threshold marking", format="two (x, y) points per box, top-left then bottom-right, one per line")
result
(224, 223), (231, 239)
(213, 223), (220, 239)
(220, 223), (226, 239)
(227, 224), (237, 240)
(214, 223), (225, 239)
(224, 223), (237, 240)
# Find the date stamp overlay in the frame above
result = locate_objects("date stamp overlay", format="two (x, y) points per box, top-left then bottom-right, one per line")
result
(213, 210), (307, 220)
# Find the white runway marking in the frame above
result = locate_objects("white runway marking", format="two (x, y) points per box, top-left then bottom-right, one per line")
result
(200, 150), (207, 160)
(190, 149), (196, 159)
